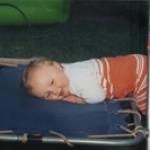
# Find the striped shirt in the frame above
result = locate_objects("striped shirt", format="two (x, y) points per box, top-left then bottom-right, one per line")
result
(96, 54), (147, 114)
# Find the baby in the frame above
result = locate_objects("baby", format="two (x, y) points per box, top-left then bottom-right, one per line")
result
(21, 54), (147, 115)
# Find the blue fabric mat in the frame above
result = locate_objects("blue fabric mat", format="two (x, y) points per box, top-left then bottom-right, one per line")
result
(0, 66), (127, 138)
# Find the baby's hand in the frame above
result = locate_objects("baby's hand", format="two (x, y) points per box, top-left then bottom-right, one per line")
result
(63, 94), (86, 104)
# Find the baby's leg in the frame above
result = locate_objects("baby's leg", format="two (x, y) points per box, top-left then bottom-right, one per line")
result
(134, 87), (147, 115)
(133, 54), (147, 115)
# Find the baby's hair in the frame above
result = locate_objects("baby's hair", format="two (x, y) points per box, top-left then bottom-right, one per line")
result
(21, 57), (53, 94)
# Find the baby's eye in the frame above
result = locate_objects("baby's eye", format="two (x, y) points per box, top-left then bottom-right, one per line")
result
(51, 80), (54, 85)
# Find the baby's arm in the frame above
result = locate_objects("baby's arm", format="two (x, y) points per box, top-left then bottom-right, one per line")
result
(63, 94), (86, 104)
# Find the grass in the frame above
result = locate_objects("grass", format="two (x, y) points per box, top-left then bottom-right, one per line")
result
(0, 18), (147, 62)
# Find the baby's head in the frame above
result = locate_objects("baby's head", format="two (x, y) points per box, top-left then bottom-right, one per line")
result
(21, 57), (70, 101)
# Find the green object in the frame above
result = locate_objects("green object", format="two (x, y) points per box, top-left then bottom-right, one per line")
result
(0, 0), (70, 25)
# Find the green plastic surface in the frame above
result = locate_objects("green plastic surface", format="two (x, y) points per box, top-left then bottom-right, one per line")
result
(0, 0), (70, 25)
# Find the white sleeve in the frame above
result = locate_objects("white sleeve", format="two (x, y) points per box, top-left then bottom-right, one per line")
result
(75, 77), (106, 104)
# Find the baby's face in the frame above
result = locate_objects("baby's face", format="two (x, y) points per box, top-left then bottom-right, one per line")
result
(28, 62), (70, 101)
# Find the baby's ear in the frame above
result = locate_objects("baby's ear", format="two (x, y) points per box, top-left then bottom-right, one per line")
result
(53, 61), (63, 70)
